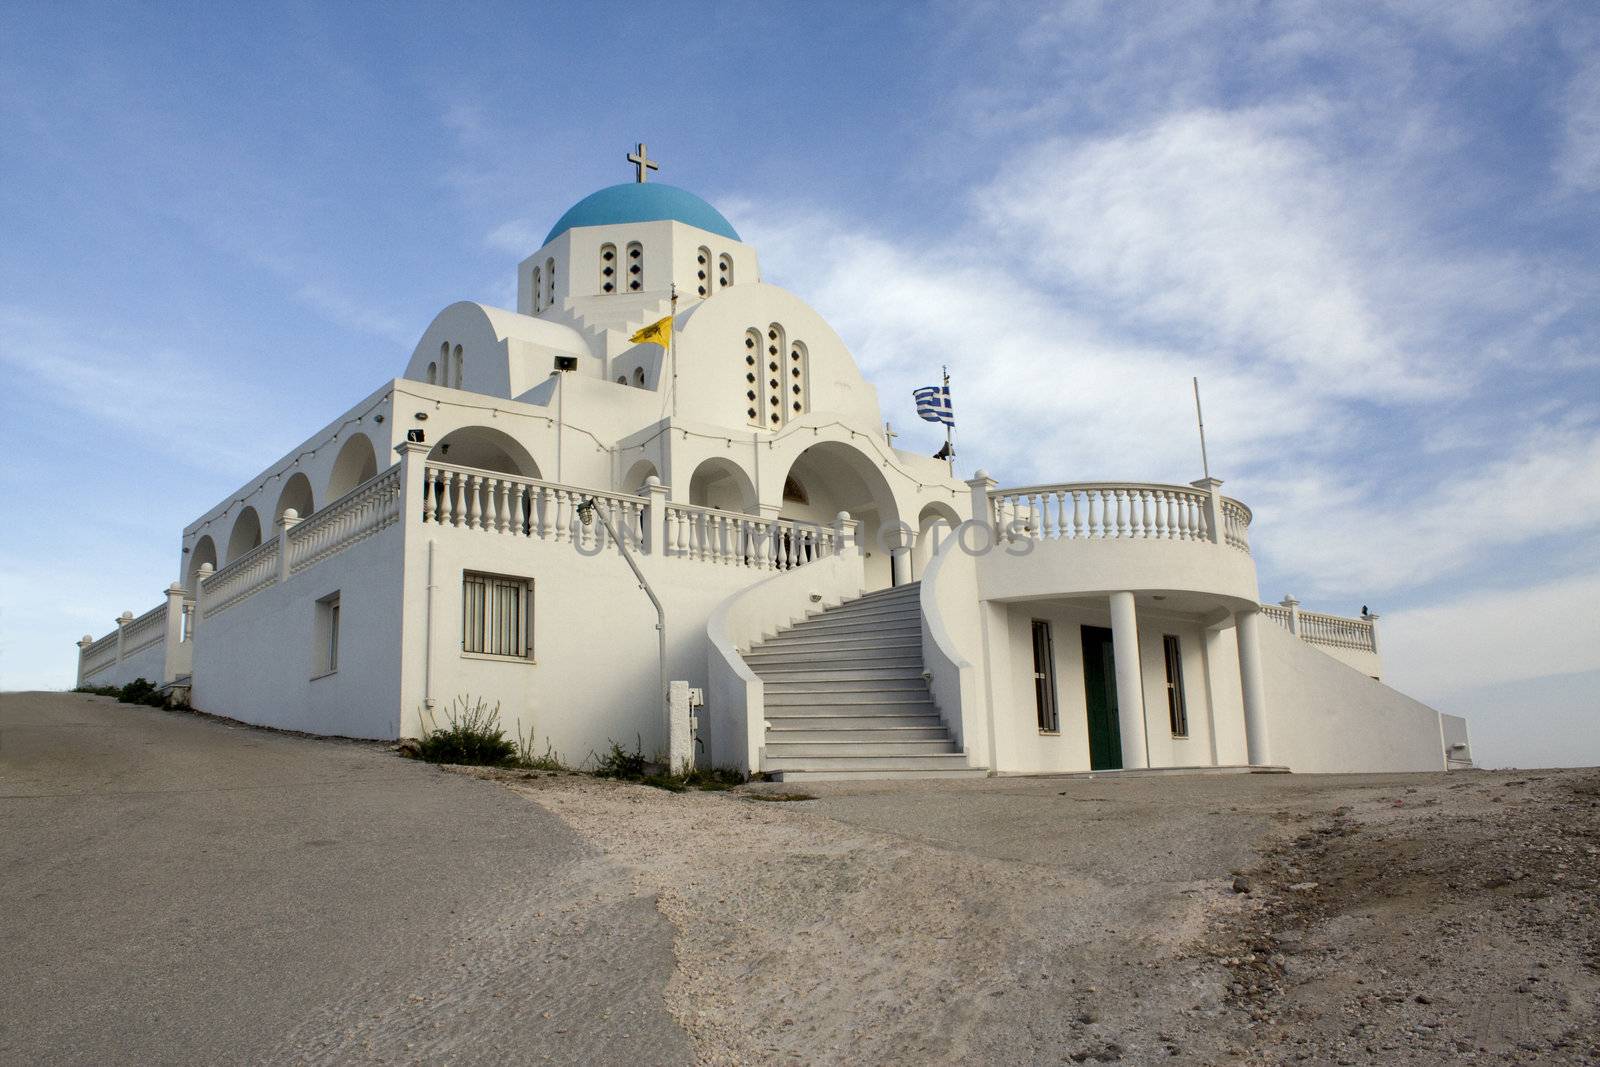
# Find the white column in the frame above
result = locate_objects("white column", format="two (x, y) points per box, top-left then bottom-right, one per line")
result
(1190, 477), (1224, 544)
(643, 476), (670, 556)
(1281, 594), (1301, 635)
(76, 635), (93, 688)
(276, 509), (302, 583)
(1108, 591), (1149, 770)
(1236, 609), (1271, 766)
(115, 611), (133, 663)
(161, 583), (186, 684)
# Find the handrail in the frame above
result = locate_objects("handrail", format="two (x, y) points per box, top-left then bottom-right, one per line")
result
(200, 538), (279, 617)
(988, 480), (1252, 554)
(287, 465), (402, 574)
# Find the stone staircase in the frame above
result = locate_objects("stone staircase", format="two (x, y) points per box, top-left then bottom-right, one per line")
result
(563, 293), (675, 346)
(745, 583), (986, 782)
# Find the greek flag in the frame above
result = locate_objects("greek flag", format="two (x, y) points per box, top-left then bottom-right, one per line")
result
(913, 384), (954, 426)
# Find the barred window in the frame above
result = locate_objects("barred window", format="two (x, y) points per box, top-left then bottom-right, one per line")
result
(462, 572), (533, 659)
(1163, 634), (1188, 736)
(1031, 619), (1059, 733)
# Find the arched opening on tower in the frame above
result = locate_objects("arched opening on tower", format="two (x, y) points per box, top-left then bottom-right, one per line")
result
(621, 458), (660, 494)
(226, 507), (262, 564)
(428, 426), (541, 480)
(777, 441), (904, 590)
(186, 535), (218, 593)
(912, 500), (962, 579)
(327, 432), (380, 501)
(275, 472), (315, 522)
(688, 457), (756, 514)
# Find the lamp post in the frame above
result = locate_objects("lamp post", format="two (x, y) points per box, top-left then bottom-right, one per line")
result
(577, 496), (668, 742)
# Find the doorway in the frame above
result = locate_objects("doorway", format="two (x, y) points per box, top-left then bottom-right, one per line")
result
(1080, 625), (1123, 770)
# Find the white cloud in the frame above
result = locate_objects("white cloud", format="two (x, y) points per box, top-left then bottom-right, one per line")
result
(1557, 55), (1600, 193)
(1383, 569), (1600, 697)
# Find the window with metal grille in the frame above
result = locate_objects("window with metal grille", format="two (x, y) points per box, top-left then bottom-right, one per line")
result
(1031, 619), (1059, 733)
(462, 572), (533, 659)
(1163, 634), (1188, 736)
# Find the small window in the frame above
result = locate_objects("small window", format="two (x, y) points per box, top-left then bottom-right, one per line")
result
(1031, 619), (1058, 733)
(1163, 634), (1188, 736)
(463, 572), (533, 659)
(314, 592), (341, 676)
(633, 367), (645, 387)
(425, 361), (437, 385)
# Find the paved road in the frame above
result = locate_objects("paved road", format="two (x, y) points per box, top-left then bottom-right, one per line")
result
(0, 692), (690, 1066)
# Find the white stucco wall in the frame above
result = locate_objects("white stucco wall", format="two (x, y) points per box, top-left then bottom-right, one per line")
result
(1257, 620), (1446, 772)
(189, 525), (406, 739)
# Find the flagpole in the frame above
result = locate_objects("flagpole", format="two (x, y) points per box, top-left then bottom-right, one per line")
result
(1193, 376), (1210, 481)
(670, 284), (679, 421)
(943, 365), (955, 476)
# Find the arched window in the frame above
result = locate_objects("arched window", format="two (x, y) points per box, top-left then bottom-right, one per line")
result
(625, 241), (643, 291)
(616, 375), (627, 385)
(545, 257), (556, 307)
(765, 323), (786, 429)
(532, 267), (542, 312)
(452, 344), (464, 391)
(600, 243), (617, 294)
(439, 342), (450, 387)
(426, 361), (437, 385)
(718, 252), (733, 288)
(633, 367), (646, 388)
(744, 328), (763, 428)
(788, 339), (810, 419)
(696, 246), (711, 298)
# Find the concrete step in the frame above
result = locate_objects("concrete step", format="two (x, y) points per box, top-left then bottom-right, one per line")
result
(758, 632), (922, 653)
(748, 665), (927, 682)
(765, 740), (960, 757)
(762, 677), (929, 694)
(767, 713), (948, 731)
(778, 617), (922, 639)
(769, 767), (989, 782)
(744, 650), (923, 668)
(765, 693), (938, 710)
(765, 725), (950, 742)
(803, 598), (920, 622)
(762, 753), (973, 772)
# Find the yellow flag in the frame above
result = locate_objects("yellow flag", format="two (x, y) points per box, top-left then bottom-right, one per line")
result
(629, 315), (673, 348)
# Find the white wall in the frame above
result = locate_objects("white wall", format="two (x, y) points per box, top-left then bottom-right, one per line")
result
(189, 526), (405, 739)
(1257, 620), (1446, 772)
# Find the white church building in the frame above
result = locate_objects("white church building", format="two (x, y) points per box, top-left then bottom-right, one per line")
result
(76, 149), (1473, 780)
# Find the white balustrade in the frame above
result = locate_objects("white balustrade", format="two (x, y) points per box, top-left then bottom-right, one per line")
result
(990, 483), (1215, 542)
(121, 604), (166, 656)
(420, 462), (647, 553)
(1221, 499), (1253, 552)
(663, 503), (839, 571)
(1295, 609), (1376, 652)
(288, 466), (402, 574)
(200, 540), (280, 618)
(79, 633), (119, 679)
(1260, 604), (1293, 631)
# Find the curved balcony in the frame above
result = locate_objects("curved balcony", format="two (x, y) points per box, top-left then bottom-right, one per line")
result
(977, 480), (1259, 605)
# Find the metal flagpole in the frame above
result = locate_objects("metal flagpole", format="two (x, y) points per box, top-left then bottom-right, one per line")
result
(669, 283), (679, 421)
(1193, 376), (1211, 481)
(943, 365), (955, 476)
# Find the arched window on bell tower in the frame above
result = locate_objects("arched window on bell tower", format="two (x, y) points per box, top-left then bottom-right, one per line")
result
(696, 246), (711, 298)
(764, 323), (786, 429)
(531, 267), (542, 312)
(626, 241), (643, 291)
(744, 328), (763, 428)
(545, 257), (556, 308)
(718, 253), (734, 289)
(600, 243), (617, 294)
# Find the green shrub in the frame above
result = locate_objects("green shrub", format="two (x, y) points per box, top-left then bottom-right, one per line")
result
(118, 678), (166, 707)
(74, 684), (122, 697)
(416, 697), (519, 767)
(593, 739), (650, 780)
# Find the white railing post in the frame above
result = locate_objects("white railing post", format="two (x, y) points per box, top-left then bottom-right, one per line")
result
(76, 635), (93, 688)
(643, 476), (670, 555)
(1280, 594), (1301, 636)
(396, 439), (431, 526)
(193, 563), (213, 632)
(1362, 609), (1381, 655)
(162, 582), (186, 683)
(967, 469), (997, 535)
(276, 509), (302, 584)
(1190, 477), (1224, 545)
(115, 611), (133, 664)
(832, 511), (853, 558)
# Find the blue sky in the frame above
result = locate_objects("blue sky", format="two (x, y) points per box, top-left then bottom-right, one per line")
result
(2, 2), (1596, 767)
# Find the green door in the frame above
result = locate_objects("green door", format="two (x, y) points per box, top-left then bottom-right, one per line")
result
(1081, 626), (1123, 770)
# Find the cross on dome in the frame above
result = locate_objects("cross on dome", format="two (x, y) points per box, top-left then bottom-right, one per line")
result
(627, 143), (659, 183)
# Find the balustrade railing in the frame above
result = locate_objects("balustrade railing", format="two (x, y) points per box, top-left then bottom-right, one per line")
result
(121, 604), (166, 656)
(288, 465), (402, 574)
(663, 503), (839, 570)
(991, 483), (1215, 543)
(80, 633), (118, 679)
(1221, 498), (1253, 552)
(1261, 602), (1377, 653)
(200, 540), (279, 618)
(420, 462), (647, 553)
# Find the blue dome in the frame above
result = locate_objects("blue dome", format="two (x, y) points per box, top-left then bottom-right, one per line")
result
(543, 183), (740, 246)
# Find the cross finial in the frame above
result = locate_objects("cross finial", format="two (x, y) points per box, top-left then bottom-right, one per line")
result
(627, 142), (659, 183)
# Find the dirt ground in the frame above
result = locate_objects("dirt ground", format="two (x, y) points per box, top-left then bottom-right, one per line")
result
(455, 765), (1600, 1066)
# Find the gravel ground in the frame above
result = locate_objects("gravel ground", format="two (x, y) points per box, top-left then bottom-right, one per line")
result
(472, 766), (1600, 1066)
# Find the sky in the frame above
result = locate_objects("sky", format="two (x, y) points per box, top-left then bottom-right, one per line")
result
(1, 1), (1596, 768)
